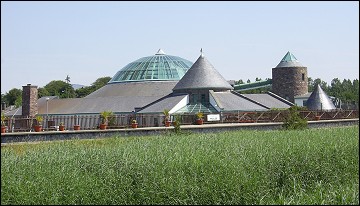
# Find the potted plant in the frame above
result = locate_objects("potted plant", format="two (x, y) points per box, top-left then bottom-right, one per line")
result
(73, 125), (80, 130)
(131, 119), (138, 128)
(34, 115), (43, 132)
(163, 109), (171, 127)
(1, 112), (7, 133)
(195, 112), (204, 125)
(100, 110), (113, 130)
(59, 122), (65, 131)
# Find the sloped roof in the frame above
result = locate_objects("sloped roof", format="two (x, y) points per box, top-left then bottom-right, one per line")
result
(138, 94), (188, 114)
(41, 96), (167, 115)
(85, 81), (178, 98)
(211, 91), (267, 111)
(242, 92), (294, 109)
(173, 54), (233, 91)
(275, 51), (304, 68)
(306, 84), (336, 110)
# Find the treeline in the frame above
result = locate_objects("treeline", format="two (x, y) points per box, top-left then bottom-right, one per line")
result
(235, 77), (359, 104)
(1, 76), (111, 108)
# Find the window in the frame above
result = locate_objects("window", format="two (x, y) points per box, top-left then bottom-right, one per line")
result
(302, 73), (305, 81)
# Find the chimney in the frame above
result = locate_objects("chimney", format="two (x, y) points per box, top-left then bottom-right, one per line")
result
(22, 84), (38, 117)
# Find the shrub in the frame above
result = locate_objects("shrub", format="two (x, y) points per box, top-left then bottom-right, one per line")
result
(282, 105), (308, 130)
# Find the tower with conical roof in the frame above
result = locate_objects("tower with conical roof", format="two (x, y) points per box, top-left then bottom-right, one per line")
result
(173, 50), (233, 104)
(272, 51), (308, 103)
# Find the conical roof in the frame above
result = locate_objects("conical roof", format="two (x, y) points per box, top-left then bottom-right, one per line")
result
(306, 84), (336, 110)
(275, 51), (304, 68)
(173, 54), (233, 91)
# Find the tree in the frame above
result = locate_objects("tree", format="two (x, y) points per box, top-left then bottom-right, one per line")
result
(3, 88), (22, 106)
(92, 76), (111, 90)
(44, 80), (75, 98)
(247, 79), (251, 83)
(38, 87), (50, 98)
(308, 78), (328, 93)
(75, 85), (96, 98)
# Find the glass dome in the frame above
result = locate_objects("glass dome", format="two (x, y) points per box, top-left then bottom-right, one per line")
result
(109, 49), (193, 83)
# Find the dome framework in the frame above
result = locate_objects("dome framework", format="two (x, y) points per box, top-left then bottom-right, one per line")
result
(109, 49), (193, 83)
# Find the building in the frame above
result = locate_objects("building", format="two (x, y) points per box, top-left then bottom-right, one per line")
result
(272, 51), (308, 103)
(5, 49), (294, 128)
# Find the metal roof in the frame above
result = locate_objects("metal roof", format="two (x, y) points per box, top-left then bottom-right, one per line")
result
(109, 49), (193, 83)
(242, 92), (294, 109)
(306, 84), (336, 110)
(85, 81), (178, 98)
(138, 94), (188, 114)
(173, 54), (233, 91)
(212, 91), (268, 111)
(275, 51), (304, 68)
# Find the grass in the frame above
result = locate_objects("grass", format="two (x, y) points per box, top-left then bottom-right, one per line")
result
(1, 126), (359, 204)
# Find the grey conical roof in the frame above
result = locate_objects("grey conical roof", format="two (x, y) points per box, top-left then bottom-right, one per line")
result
(306, 84), (336, 110)
(275, 51), (304, 68)
(173, 54), (233, 91)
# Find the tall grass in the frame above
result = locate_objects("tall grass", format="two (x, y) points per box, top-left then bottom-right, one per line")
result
(1, 126), (359, 204)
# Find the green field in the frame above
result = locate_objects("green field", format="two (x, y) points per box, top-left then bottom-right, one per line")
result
(1, 126), (359, 205)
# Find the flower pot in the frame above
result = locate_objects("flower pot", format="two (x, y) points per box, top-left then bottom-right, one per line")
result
(1, 126), (6, 133)
(73, 125), (80, 130)
(100, 124), (107, 130)
(165, 121), (171, 127)
(315, 116), (321, 121)
(196, 119), (204, 125)
(59, 125), (65, 131)
(131, 123), (138, 128)
(34, 125), (42, 132)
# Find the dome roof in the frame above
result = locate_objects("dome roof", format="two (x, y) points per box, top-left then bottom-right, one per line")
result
(109, 49), (193, 83)
(173, 53), (233, 92)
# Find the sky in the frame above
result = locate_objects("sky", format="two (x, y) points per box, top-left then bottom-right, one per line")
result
(1, 1), (359, 94)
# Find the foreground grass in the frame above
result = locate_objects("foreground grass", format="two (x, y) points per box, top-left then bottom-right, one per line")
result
(1, 126), (359, 205)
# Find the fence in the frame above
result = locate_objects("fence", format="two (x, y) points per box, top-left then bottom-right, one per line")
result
(1, 110), (358, 133)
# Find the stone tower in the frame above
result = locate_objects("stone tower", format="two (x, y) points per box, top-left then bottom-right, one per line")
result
(22, 84), (38, 117)
(272, 51), (308, 103)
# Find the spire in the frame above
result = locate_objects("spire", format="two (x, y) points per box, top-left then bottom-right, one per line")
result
(155, 49), (166, 55)
(200, 48), (204, 57)
(275, 51), (304, 68)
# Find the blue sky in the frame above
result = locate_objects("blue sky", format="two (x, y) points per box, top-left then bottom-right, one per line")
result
(1, 1), (359, 94)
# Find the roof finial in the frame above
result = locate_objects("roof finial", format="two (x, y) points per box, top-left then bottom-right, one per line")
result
(200, 48), (204, 57)
(156, 49), (165, 55)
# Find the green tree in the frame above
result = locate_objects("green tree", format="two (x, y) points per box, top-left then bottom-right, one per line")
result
(44, 80), (75, 98)
(75, 85), (96, 98)
(3, 88), (22, 106)
(282, 105), (308, 130)
(38, 87), (50, 98)
(92, 76), (111, 90)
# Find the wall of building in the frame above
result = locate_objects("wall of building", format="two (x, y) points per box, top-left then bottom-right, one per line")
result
(272, 67), (308, 103)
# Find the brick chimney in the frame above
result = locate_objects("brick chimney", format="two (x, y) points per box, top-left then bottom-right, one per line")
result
(22, 84), (38, 117)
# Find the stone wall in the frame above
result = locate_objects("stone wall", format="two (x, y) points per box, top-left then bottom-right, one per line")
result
(1, 119), (358, 144)
(272, 67), (308, 103)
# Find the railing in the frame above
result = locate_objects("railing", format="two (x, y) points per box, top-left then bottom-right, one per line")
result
(1, 110), (358, 133)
